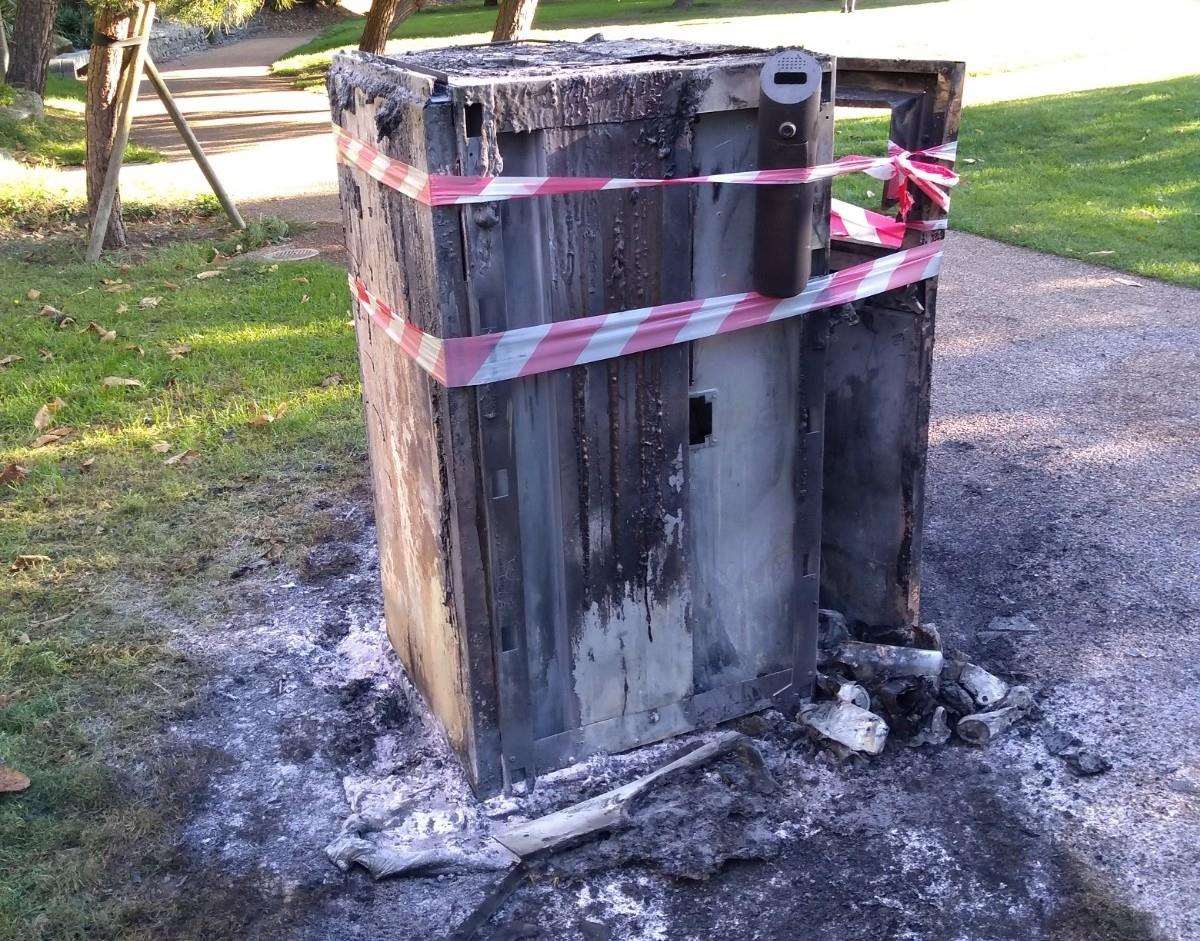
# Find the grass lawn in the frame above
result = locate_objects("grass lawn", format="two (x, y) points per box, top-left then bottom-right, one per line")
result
(0, 241), (361, 938)
(834, 75), (1200, 287)
(273, 0), (927, 87)
(0, 76), (163, 168)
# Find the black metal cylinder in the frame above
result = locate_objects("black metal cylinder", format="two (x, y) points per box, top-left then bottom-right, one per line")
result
(753, 50), (822, 298)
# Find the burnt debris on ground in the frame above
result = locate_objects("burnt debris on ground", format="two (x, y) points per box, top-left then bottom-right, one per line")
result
(160, 498), (1138, 941)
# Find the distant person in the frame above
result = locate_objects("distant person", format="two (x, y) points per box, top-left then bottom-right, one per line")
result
(842, 0), (857, 11)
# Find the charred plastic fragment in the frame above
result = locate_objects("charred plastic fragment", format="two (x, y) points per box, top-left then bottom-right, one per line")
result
(957, 706), (1025, 746)
(832, 641), (944, 683)
(956, 662), (1009, 709)
(797, 700), (889, 755)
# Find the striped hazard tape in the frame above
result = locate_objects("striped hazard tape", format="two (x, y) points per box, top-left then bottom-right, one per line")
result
(332, 125), (958, 219)
(350, 240), (943, 388)
(335, 124), (956, 386)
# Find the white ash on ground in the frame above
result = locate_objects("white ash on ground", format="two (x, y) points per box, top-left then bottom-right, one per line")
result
(157, 500), (1165, 940)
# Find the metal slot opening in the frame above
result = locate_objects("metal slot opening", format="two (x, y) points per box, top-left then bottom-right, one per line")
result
(776, 71), (809, 85)
(689, 392), (714, 447)
(465, 102), (484, 138)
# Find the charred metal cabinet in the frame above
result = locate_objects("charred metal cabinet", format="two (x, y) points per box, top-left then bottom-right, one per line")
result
(330, 42), (963, 796)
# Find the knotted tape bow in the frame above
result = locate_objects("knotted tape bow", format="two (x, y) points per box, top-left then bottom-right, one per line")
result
(868, 141), (960, 219)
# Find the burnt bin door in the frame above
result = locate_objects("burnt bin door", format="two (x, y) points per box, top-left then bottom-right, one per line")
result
(479, 114), (697, 771)
(453, 43), (832, 777)
(686, 92), (831, 706)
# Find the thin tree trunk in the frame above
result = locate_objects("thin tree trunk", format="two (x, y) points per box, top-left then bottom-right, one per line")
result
(86, 8), (132, 250)
(491, 0), (538, 41)
(1, 18), (10, 80)
(7, 0), (61, 94)
(359, 0), (421, 55)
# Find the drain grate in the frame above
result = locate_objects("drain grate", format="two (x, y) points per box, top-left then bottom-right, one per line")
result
(259, 246), (321, 262)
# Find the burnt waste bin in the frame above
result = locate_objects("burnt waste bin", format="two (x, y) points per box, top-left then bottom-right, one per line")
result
(328, 39), (964, 796)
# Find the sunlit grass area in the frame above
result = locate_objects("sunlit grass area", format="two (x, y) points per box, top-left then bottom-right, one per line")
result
(0, 76), (163, 168)
(834, 75), (1200, 287)
(0, 242), (360, 937)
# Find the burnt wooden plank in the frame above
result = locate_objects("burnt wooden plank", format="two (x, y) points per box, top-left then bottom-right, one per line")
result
(331, 60), (506, 791)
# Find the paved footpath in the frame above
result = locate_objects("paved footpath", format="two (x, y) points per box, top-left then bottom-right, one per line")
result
(126, 32), (342, 227)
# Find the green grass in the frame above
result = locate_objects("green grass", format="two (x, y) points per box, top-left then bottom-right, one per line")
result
(273, 0), (927, 87)
(0, 76), (163, 168)
(833, 75), (1200, 287)
(0, 186), (221, 237)
(0, 241), (361, 938)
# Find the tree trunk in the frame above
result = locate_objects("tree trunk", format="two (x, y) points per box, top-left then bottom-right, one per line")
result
(359, 0), (421, 55)
(7, 0), (61, 94)
(1, 18), (11, 80)
(86, 9), (132, 250)
(491, 0), (538, 41)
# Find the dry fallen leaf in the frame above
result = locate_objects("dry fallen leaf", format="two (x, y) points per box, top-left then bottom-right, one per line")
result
(167, 343), (191, 360)
(87, 321), (117, 342)
(247, 402), (287, 428)
(33, 397), (65, 431)
(300, 294), (310, 304)
(56, 316), (75, 329)
(39, 304), (61, 317)
(0, 766), (31, 794)
(151, 440), (171, 453)
(15, 632), (30, 644)
(125, 344), (145, 357)
(293, 276), (309, 284)
(10, 554), (51, 572)
(79, 457), (96, 473)
(32, 426), (74, 448)
(103, 282), (132, 293)
(0, 354), (22, 368)
(26, 288), (41, 301)
(116, 302), (129, 314)
(139, 296), (161, 309)
(101, 376), (142, 388)
(38, 348), (53, 361)
(0, 463), (29, 486)
(162, 281), (180, 291)
(163, 449), (198, 466)
(195, 269), (224, 280)
(320, 373), (344, 387)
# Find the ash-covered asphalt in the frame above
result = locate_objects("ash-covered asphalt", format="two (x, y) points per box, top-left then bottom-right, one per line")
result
(163, 234), (1199, 940)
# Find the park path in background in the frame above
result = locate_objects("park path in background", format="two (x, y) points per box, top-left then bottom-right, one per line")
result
(123, 31), (343, 230)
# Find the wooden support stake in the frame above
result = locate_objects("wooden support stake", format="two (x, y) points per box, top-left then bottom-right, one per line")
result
(143, 55), (246, 231)
(86, 2), (155, 262)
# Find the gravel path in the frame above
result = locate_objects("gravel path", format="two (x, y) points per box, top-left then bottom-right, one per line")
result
(925, 232), (1200, 938)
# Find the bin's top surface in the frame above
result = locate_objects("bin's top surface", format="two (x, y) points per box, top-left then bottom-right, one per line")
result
(377, 38), (779, 83)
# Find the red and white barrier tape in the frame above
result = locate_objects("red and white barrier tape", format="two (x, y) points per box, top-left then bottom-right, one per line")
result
(350, 240), (942, 388)
(332, 125), (957, 215)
